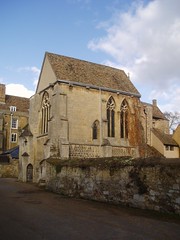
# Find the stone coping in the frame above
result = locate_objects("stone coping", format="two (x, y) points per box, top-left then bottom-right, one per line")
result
(46, 157), (180, 169)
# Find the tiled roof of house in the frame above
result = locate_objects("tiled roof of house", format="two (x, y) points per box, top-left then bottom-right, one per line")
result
(46, 52), (141, 97)
(152, 128), (178, 146)
(141, 101), (167, 120)
(152, 105), (167, 120)
(0, 95), (29, 112)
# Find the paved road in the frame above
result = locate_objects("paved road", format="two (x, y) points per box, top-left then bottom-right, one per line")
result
(0, 178), (180, 240)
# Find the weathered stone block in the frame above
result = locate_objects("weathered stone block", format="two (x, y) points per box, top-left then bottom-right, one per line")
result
(46, 158), (180, 215)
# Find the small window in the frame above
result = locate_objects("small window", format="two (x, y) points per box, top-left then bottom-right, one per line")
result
(170, 146), (174, 151)
(11, 118), (18, 129)
(11, 133), (17, 142)
(10, 106), (16, 112)
(92, 120), (99, 140)
(93, 124), (97, 139)
(165, 145), (169, 151)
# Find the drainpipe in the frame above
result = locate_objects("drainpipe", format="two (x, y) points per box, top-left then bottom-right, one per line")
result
(144, 107), (148, 157)
(9, 112), (13, 150)
(144, 107), (148, 144)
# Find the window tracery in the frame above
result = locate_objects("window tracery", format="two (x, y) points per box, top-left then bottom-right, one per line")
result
(41, 92), (50, 134)
(120, 99), (128, 138)
(107, 97), (115, 137)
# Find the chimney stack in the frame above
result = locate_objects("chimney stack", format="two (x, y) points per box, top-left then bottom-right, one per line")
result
(152, 99), (157, 106)
(0, 84), (5, 104)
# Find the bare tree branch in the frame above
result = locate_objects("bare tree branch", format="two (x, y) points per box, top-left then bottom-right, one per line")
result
(164, 111), (180, 131)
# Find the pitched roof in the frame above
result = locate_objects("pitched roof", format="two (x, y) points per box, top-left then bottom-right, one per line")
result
(22, 152), (29, 157)
(19, 124), (33, 137)
(45, 52), (141, 97)
(141, 101), (167, 120)
(152, 105), (167, 120)
(152, 128), (178, 146)
(0, 95), (29, 112)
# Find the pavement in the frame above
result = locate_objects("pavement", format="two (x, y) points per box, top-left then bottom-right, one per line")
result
(0, 178), (180, 240)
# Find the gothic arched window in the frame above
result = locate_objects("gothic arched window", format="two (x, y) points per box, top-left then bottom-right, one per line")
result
(107, 97), (115, 137)
(120, 99), (128, 138)
(41, 92), (50, 134)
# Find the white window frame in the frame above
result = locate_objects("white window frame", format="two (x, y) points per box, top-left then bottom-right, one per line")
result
(165, 145), (174, 151)
(10, 106), (16, 112)
(11, 118), (18, 129)
(11, 133), (17, 142)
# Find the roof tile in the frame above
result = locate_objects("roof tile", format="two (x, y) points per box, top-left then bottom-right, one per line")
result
(152, 128), (178, 146)
(46, 52), (140, 96)
(0, 95), (29, 112)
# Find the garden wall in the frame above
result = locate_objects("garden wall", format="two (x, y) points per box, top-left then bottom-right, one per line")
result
(46, 157), (180, 214)
(0, 160), (18, 178)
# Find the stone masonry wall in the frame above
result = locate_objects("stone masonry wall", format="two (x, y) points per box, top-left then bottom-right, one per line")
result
(46, 157), (180, 214)
(69, 144), (100, 158)
(0, 160), (18, 178)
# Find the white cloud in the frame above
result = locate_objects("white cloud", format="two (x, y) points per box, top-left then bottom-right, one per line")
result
(88, 0), (180, 112)
(1, 66), (39, 98)
(6, 84), (34, 98)
(149, 84), (180, 113)
(17, 66), (40, 87)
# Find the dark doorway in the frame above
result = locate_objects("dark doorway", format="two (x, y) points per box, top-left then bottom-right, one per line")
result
(26, 164), (33, 182)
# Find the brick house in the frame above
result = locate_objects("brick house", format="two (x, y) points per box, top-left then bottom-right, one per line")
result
(0, 84), (29, 153)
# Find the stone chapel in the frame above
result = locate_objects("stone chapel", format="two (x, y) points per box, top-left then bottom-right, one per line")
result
(18, 52), (178, 183)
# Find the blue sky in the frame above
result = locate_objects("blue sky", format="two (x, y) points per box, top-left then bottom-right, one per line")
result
(0, 0), (180, 112)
